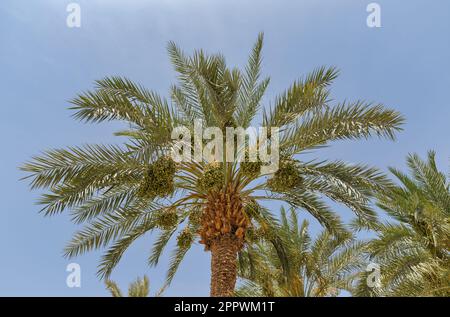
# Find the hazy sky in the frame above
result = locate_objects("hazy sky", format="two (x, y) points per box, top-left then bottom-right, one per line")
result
(1, 0), (449, 296)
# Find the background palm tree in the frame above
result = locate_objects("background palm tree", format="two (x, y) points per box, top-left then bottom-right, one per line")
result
(21, 33), (403, 296)
(236, 207), (367, 296)
(354, 151), (449, 296)
(106, 276), (150, 297)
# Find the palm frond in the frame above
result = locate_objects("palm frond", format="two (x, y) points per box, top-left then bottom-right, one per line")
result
(281, 102), (404, 154)
(264, 66), (338, 128)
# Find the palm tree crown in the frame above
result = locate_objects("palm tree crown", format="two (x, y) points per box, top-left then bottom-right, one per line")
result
(106, 276), (150, 297)
(21, 33), (403, 296)
(355, 151), (449, 296)
(237, 207), (367, 297)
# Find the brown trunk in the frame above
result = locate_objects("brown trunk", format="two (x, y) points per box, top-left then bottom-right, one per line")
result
(199, 185), (248, 296)
(210, 234), (239, 297)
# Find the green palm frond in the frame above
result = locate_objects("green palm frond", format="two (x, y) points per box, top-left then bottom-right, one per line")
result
(237, 207), (367, 297)
(363, 151), (450, 297)
(97, 214), (157, 279)
(281, 191), (347, 237)
(69, 185), (138, 224)
(106, 276), (150, 297)
(64, 202), (157, 259)
(263, 66), (338, 128)
(21, 144), (140, 191)
(105, 280), (123, 297)
(235, 32), (270, 128)
(148, 227), (177, 267)
(281, 102), (404, 154)
(128, 276), (150, 297)
(159, 239), (192, 294)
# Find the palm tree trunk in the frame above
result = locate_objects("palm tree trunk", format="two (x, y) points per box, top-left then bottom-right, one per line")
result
(210, 234), (239, 297)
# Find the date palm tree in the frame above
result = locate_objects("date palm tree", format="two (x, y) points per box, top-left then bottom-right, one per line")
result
(236, 207), (367, 296)
(355, 151), (449, 296)
(21, 33), (403, 296)
(106, 276), (150, 297)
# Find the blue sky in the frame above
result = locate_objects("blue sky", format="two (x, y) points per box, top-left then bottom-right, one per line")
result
(0, 0), (449, 296)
